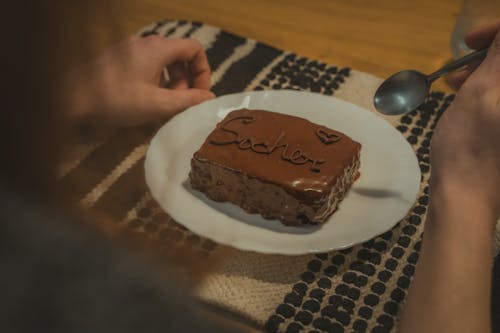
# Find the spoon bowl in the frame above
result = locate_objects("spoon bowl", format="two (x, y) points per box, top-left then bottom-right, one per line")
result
(373, 70), (429, 116)
(373, 48), (488, 115)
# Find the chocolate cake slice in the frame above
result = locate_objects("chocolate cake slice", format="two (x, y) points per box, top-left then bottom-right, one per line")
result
(189, 109), (361, 226)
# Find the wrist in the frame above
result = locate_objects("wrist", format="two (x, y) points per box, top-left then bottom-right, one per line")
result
(64, 65), (101, 123)
(429, 175), (498, 229)
(62, 66), (116, 142)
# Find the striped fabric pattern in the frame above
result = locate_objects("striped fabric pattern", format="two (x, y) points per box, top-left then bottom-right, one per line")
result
(58, 20), (498, 333)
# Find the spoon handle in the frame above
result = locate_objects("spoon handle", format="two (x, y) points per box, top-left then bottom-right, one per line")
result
(427, 48), (489, 82)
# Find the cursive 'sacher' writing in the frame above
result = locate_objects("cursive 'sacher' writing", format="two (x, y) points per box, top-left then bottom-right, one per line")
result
(209, 116), (326, 172)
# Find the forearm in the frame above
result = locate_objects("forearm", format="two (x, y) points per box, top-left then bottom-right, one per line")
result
(399, 181), (496, 333)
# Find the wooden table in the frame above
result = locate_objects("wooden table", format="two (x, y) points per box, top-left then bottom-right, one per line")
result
(103, 0), (462, 93)
(96, 1), (462, 331)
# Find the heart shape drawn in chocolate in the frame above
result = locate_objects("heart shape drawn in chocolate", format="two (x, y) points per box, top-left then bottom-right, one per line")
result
(316, 129), (341, 145)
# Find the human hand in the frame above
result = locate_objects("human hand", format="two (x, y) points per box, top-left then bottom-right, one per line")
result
(430, 20), (500, 216)
(67, 35), (215, 126)
(447, 19), (500, 90)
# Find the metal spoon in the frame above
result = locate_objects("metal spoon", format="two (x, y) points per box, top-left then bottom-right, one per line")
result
(373, 48), (488, 115)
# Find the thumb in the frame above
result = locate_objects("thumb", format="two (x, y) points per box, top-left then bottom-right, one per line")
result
(480, 28), (500, 74)
(156, 88), (215, 116)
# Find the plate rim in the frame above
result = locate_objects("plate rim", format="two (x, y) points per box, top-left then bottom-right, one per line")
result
(145, 90), (421, 255)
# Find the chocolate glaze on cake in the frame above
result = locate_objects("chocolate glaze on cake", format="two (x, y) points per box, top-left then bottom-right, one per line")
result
(189, 109), (361, 226)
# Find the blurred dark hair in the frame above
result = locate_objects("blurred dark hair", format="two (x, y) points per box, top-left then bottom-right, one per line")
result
(0, 1), (115, 198)
(0, 4), (235, 332)
(0, 0), (215, 275)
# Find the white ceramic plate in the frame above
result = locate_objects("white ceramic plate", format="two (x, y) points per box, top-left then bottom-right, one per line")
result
(145, 90), (420, 255)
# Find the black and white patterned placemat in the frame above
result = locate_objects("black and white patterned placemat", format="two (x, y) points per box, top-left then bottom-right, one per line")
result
(58, 20), (499, 333)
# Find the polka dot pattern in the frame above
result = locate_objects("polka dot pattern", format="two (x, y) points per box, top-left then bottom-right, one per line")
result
(265, 89), (454, 332)
(254, 54), (350, 95)
(121, 193), (218, 261)
(77, 21), (459, 333)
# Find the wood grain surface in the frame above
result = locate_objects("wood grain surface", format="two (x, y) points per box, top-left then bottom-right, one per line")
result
(94, 1), (465, 331)
(104, 0), (462, 92)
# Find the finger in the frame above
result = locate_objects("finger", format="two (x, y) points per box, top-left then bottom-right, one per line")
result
(445, 60), (482, 90)
(155, 38), (212, 90)
(446, 69), (472, 91)
(479, 28), (500, 73)
(127, 34), (141, 43)
(188, 55), (212, 90)
(154, 88), (215, 116)
(167, 61), (190, 90)
(465, 19), (500, 50)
